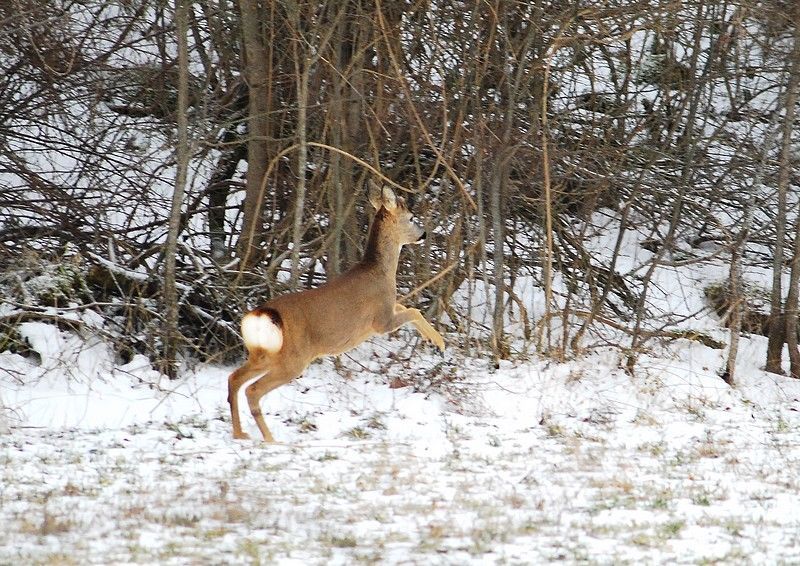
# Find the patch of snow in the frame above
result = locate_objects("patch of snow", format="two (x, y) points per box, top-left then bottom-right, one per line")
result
(3, 327), (800, 564)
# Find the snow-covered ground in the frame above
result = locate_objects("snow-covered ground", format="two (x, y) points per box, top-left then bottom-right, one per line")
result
(3, 325), (800, 565)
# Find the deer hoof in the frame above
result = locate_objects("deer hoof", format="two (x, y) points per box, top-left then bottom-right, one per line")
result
(233, 431), (251, 440)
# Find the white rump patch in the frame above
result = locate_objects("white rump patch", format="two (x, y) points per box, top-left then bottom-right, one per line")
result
(241, 313), (283, 353)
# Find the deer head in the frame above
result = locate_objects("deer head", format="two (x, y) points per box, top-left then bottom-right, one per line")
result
(362, 181), (426, 271)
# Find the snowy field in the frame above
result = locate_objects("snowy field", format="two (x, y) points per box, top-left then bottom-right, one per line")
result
(3, 324), (800, 565)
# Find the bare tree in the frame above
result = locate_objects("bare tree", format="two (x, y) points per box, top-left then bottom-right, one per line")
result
(160, 0), (191, 378)
(236, 0), (274, 272)
(766, 6), (800, 376)
(3, 0), (799, 380)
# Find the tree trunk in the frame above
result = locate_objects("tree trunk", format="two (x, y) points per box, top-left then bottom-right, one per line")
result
(290, 59), (309, 287)
(236, 0), (272, 272)
(341, 17), (362, 270)
(724, 240), (743, 385)
(208, 139), (246, 262)
(328, 60), (344, 277)
(161, 0), (190, 378)
(490, 157), (506, 358)
(327, 15), (350, 277)
(773, 14), (800, 376)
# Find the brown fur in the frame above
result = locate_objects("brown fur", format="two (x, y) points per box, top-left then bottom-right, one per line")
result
(227, 185), (444, 441)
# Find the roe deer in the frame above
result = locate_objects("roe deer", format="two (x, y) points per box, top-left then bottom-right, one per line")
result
(228, 183), (445, 441)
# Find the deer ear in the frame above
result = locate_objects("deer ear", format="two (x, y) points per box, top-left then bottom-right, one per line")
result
(368, 180), (383, 210)
(368, 181), (398, 211)
(381, 186), (397, 211)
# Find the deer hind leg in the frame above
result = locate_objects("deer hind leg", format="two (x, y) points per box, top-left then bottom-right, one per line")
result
(245, 364), (305, 443)
(388, 303), (445, 351)
(227, 358), (270, 440)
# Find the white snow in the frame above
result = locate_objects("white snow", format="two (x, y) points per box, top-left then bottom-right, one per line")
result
(3, 318), (800, 564)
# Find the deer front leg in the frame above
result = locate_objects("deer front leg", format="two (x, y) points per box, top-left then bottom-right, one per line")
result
(385, 303), (445, 351)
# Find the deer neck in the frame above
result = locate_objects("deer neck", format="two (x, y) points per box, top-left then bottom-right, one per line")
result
(361, 208), (401, 279)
